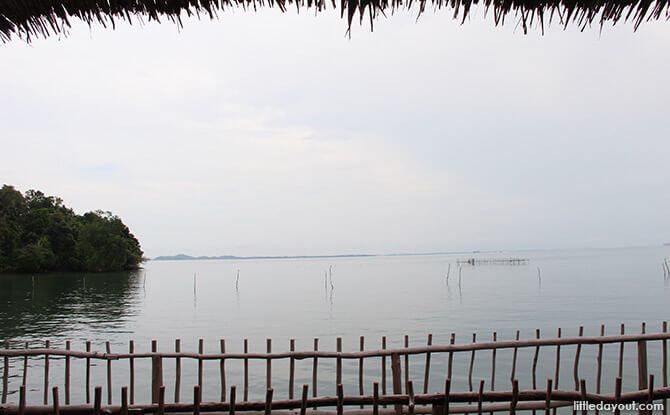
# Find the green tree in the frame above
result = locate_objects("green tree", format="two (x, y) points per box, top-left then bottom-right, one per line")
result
(0, 185), (144, 273)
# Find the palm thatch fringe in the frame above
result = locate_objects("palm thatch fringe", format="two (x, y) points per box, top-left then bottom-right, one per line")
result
(1, 0), (668, 42)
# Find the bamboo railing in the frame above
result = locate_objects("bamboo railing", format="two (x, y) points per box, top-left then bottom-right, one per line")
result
(1, 321), (668, 415)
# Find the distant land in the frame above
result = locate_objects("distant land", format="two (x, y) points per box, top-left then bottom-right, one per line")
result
(151, 251), (495, 261)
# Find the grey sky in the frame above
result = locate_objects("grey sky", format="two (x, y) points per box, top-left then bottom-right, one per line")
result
(1, 9), (669, 257)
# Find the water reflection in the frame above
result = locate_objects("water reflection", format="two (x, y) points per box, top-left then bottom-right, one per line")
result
(0, 271), (143, 343)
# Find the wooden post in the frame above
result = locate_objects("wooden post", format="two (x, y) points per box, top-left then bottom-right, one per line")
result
(532, 330), (540, 390)
(129, 340), (135, 405)
(596, 325), (604, 394)
(359, 336), (365, 408)
(491, 332), (497, 393)
(407, 380), (415, 415)
(22, 342), (28, 388)
(65, 341), (70, 405)
(573, 326), (583, 392)
(404, 335), (409, 393)
(265, 388), (274, 415)
(2, 340), (8, 404)
(121, 387), (128, 415)
(220, 339), (227, 402)
(469, 333), (476, 393)
(44, 339), (50, 404)
(545, 379), (552, 415)
(663, 321), (667, 415)
(477, 380), (484, 415)
(198, 339), (204, 388)
(391, 353), (402, 415)
(336, 337), (342, 393)
(175, 339), (181, 403)
(510, 379), (518, 415)
(580, 379), (587, 415)
(510, 331), (519, 383)
(94, 386), (102, 415)
(106, 341), (112, 404)
(86, 341), (91, 404)
(423, 334), (432, 394)
(638, 338), (649, 390)
(230, 386), (236, 415)
(300, 385), (309, 415)
(381, 336), (387, 397)
(193, 385), (201, 415)
(152, 340), (163, 404)
(267, 338), (272, 389)
(373, 382), (379, 415)
(337, 383), (344, 415)
(158, 386), (165, 415)
(52, 386), (59, 415)
(447, 333), (455, 380)
(289, 339), (295, 400)
(244, 339), (249, 402)
(18, 385), (25, 415)
(312, 338), (319, 398)
(554, 328), (561, 390)
(614, 377), (622, 415)
(619, 324), (625, 378)
(444, 378), (451, 415)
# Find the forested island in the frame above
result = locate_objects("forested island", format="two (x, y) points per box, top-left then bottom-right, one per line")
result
(0, 185), (143, 273)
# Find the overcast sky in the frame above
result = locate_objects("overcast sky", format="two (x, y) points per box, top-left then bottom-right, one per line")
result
(1, 9), (669, 257)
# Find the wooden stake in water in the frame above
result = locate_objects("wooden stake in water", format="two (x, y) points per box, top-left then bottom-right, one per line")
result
(22, 341), (28, 388)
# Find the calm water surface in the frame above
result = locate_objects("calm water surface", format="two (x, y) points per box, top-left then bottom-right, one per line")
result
(1, 246), (669, 410)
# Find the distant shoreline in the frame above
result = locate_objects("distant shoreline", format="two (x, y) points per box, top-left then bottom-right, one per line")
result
(151, 251), (494, 261)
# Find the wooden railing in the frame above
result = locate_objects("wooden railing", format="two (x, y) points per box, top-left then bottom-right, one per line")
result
(1, 321), (668, 414)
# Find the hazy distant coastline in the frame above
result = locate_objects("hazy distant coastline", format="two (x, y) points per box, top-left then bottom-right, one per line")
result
(151, 251), (495, 261)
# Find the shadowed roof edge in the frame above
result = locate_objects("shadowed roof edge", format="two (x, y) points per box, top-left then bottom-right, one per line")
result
(1, 0), (669, 42)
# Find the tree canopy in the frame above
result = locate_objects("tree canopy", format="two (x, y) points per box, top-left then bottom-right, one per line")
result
(0, 185), (144, 273)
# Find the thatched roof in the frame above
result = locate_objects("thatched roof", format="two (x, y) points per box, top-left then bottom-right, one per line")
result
(1, 0), (668, 42)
